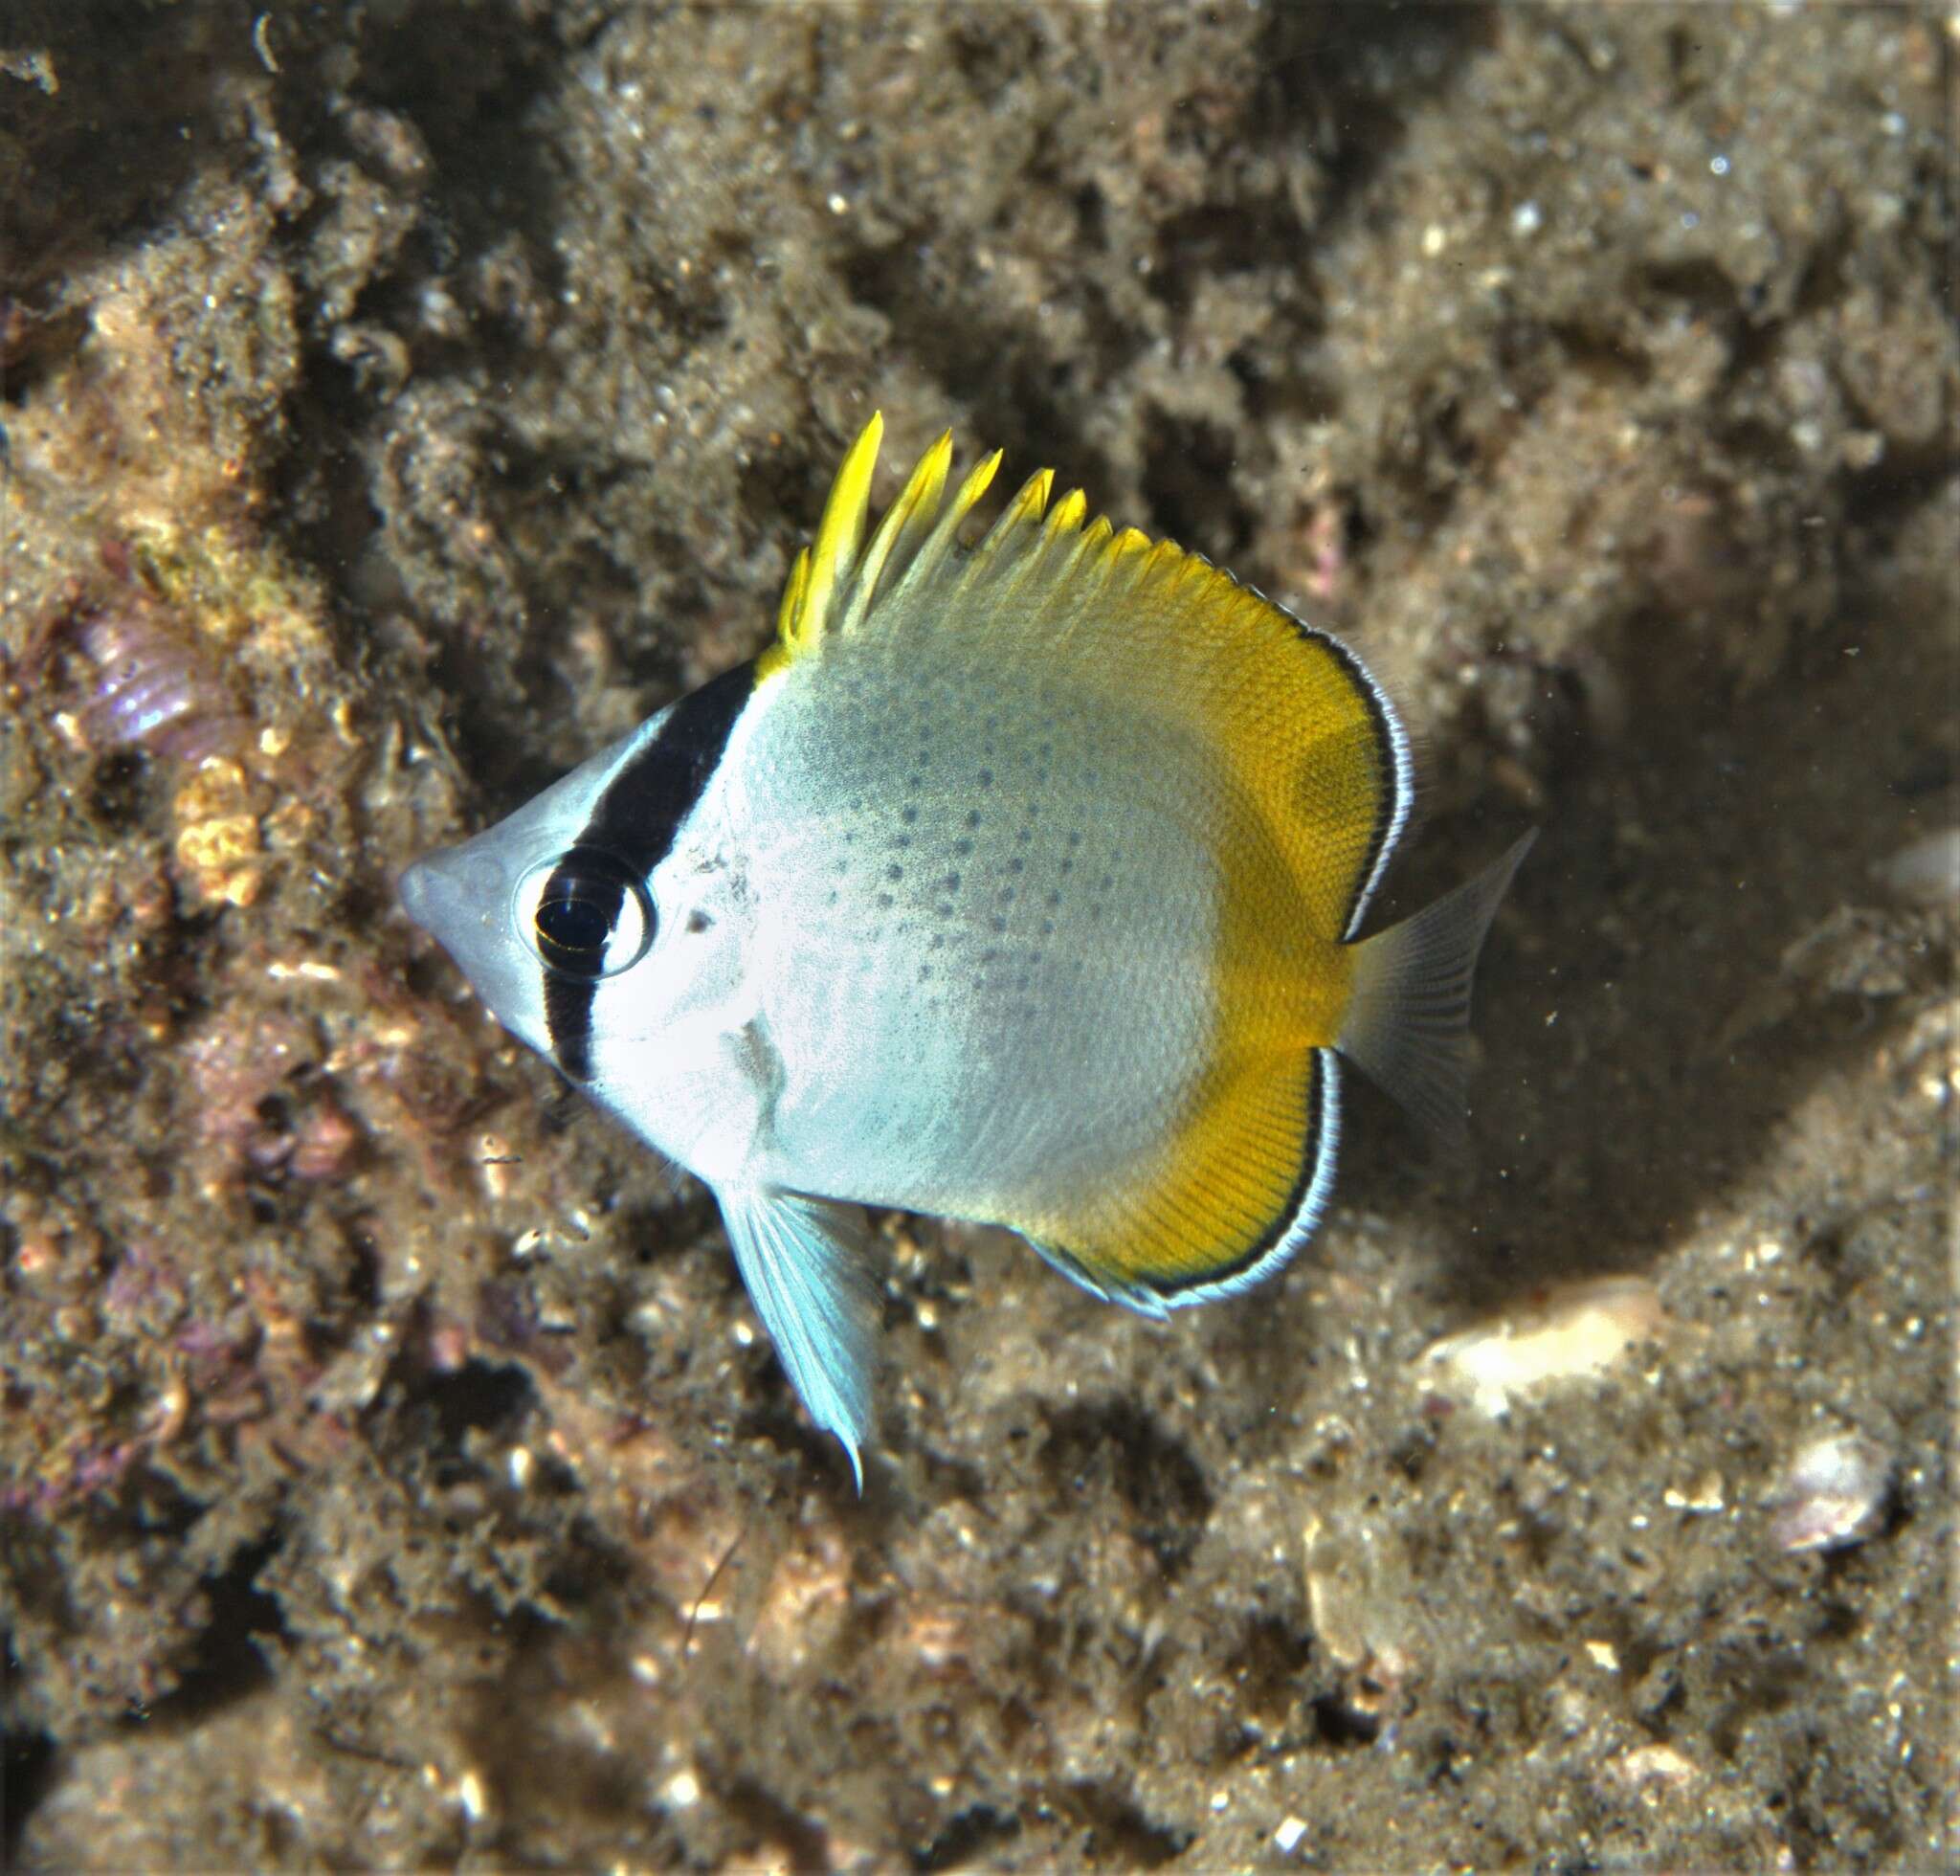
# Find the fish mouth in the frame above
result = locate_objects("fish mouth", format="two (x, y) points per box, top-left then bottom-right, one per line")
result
(396, 841), (543, 1050)
(397, 843), (505, 943)
(397, 849), (466, 936)
(397, 854), (440, 931)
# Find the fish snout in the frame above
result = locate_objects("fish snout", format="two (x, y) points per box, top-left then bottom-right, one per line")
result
(397, 854), (440, 931)
(398, 843), (506, 945)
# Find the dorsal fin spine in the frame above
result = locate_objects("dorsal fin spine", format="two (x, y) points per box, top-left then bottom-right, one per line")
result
(1046, 488), (1089, 537)
(790, 412), (882, 654)
(1082, 515), (1115, 550)
(1044, 496), (1099, 599)
(891, 447), (1002, 602)
(1001, 467), (1054, 538)
(774, 547), (812, 649)
(1096, 525), (1156, 601)
(952, 467), (1057, 602)
(842, 429), (952, 634)
(770, 431), (1258, 675)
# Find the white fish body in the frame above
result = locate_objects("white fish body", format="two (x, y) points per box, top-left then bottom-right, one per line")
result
(733, 641), (1219, 1229)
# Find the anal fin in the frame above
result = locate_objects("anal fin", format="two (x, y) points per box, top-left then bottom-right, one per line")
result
(1018, 1048), (1345, 1314)
(718, 1185), (880, 1489)
(1023, 1234), (1170, 1320)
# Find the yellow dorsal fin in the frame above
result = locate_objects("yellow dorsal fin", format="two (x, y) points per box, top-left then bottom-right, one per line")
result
(768, 426), (1089, 671)
(768, 419), (998, 673)
(986, 466), (1055, 546)
(772, 547), (813, 652)
(1045, 487), (1088, 537)
(848, 447), (1407, 943)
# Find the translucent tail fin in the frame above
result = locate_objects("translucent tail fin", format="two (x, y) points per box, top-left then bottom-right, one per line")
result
(1336, 832), (1536, 1152)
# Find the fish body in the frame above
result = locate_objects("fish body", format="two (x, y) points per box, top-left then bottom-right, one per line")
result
(401, 416), (1531, 1484)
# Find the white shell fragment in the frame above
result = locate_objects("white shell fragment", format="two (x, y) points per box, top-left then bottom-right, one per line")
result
(1767, 1431), (1893, 1552)
(1602, 1742), (1701, 1797)
(1872, 827), (1960, 906)
(1417, 1276), (1666, 1415)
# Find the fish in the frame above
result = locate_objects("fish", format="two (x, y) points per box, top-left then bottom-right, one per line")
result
(400, 414), (1533, 1486)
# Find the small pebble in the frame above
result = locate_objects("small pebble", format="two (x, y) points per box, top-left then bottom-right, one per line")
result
(664, 1767), (702, 1809)
(1768, 1431), (1892, 1552)
(1608, 1742), (1700, 1793)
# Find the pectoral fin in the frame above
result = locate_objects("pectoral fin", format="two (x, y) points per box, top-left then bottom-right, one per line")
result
(718, 1185), (880, 1489)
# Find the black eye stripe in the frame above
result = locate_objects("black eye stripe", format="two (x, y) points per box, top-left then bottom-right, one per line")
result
(576, 660), (757, 866)
(543, 660), (755, 1081)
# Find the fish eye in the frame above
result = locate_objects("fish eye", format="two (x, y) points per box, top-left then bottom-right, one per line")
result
(514, 848), (654, 979)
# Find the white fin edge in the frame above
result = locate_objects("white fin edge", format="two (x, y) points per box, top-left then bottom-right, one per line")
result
(1022, 1235), (1170, 1321)
(717, 1184), (880, 1490)
(1337, 831), (1536, 1152)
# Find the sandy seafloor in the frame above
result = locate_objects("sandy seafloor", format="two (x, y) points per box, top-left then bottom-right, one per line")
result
(2, 3), (1955, 1868)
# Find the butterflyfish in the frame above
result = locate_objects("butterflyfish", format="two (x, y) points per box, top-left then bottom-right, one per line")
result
(400, 414), (1533, 1486)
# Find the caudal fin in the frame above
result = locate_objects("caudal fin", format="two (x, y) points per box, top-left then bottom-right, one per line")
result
(1336, 832), (1536, 1152)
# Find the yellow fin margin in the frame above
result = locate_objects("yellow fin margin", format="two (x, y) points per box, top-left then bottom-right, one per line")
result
(1023, 1051), (1332, 1309)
